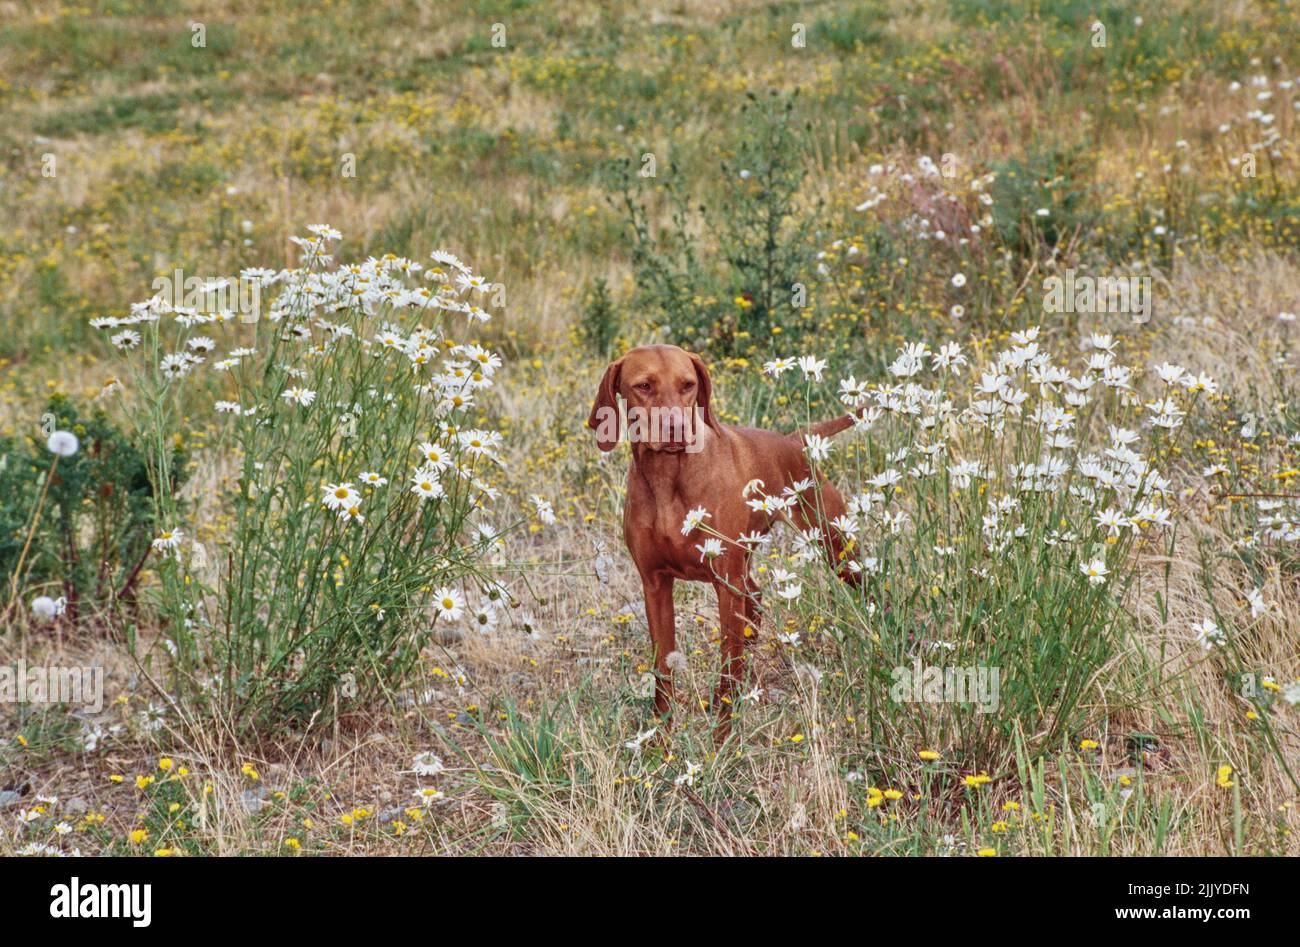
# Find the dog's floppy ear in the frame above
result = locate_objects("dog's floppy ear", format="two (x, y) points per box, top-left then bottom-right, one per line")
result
(587, 357), (624, 452)
(688, 351), (721, 434)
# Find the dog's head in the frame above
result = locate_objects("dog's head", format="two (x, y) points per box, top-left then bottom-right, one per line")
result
(587, 345), (718, 453)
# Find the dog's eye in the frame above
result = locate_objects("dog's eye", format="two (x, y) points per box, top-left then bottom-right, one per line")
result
(681, 381), (695, 391)
(634, 382), (652, 392)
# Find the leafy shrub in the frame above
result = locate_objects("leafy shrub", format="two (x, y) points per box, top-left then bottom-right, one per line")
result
(987, 145), (1099, 259)
(810, 5), (886, 52)
(614, 90), (821, 354)
(578, 277), (619, 357)
(1, 394), (184, 624)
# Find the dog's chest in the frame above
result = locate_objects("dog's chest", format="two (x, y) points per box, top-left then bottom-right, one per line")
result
(622, 452), (761, 577)
(624, 472), (698, 551)
(628, 488), (689, 543)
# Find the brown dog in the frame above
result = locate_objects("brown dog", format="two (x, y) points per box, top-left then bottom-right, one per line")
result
(588, 344), (860, 741)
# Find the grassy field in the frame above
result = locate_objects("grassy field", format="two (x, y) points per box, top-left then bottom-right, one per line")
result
(1, 0), (1298, 856)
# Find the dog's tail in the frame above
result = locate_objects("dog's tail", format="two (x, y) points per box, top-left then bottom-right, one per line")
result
(795, 406), (866, 441)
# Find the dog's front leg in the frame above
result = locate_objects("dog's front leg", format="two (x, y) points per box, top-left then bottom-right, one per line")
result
(641, 571), (677, 724)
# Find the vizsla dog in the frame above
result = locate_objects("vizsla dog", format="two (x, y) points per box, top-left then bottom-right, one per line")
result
(588, 344), (860, 742)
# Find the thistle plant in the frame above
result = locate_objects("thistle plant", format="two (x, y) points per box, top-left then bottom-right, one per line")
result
(91, 227), (511, 733)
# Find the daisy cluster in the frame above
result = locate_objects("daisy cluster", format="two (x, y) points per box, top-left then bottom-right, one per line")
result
(732, 329), (1214, 603)
(93, 226), (508, 539)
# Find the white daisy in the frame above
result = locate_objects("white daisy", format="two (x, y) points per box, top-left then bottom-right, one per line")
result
(431, 588), (465, 622)
(152, 529), (184, 556)
(411, 752), (444, 776)
(321, 482), (361, 512)
(680, 506), (710, 535)
(1081, 558), (1109, 585)
(411, 474), (444, 500)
